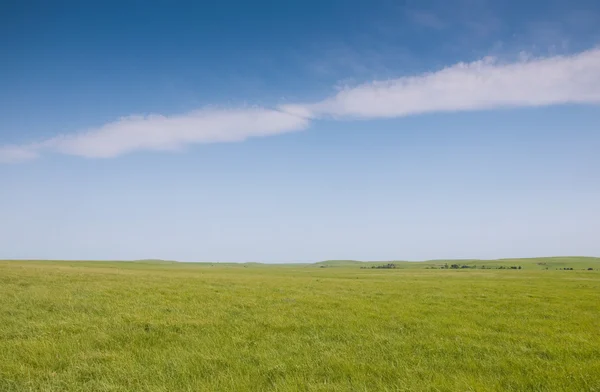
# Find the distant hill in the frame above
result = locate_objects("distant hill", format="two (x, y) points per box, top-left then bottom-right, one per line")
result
(2, 257), (598, 270)
(314, 260), (366, 267)
(313, 257), (600, 270)
(131, 259), (179, 264)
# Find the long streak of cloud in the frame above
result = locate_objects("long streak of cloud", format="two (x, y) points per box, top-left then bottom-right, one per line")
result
(2, 48), (600, 163)
(284, 48), (600, 119)
(0, 108), (310, 162)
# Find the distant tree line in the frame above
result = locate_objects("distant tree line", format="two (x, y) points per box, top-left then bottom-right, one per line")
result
(360, 263), (397, 269)
(422, 264), (595, 271)
(357, 263), (595, 271)
(426, 263), (522, 270)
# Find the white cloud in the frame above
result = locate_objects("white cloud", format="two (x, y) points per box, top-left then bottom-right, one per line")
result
(2, 48), (600, 162)
(0, 107), (309, 161)
(290, 48), (600, 119)
(0, 145), (39, 163)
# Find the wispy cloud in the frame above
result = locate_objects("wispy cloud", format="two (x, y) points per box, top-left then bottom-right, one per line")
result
(0, 145), (40, 163)
(2, 48), (600, 163)
(286, 48), (600, 119)
(0, 107), (309, 162)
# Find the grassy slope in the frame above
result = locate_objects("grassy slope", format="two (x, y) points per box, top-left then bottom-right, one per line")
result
(0, 260), (599, 391)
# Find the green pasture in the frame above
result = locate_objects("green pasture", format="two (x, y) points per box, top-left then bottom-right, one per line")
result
(1, 258), (599, 391)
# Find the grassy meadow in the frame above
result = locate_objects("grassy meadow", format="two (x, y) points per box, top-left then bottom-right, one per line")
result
(1, 258), (599, 391)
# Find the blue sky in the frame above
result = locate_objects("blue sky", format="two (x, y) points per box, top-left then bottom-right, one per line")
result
(1, 0), (599, 262)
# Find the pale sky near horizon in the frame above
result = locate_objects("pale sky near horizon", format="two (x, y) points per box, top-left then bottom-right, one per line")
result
(1, 0), (599, 262)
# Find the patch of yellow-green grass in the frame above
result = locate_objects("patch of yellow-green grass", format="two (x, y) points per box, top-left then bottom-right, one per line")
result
(0, 260), (599, 391)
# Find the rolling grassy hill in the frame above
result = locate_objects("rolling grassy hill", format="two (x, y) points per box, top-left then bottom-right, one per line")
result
(4, 256), (598, 270)
(131, 259), (179, 264)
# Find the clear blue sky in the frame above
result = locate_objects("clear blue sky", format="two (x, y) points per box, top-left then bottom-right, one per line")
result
(1, 0), (599, 262)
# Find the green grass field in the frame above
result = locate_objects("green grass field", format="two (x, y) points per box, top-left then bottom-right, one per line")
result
(1, 258), (599, 391)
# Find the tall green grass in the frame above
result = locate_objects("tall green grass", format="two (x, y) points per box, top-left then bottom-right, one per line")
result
(1, 259), (599, 391)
